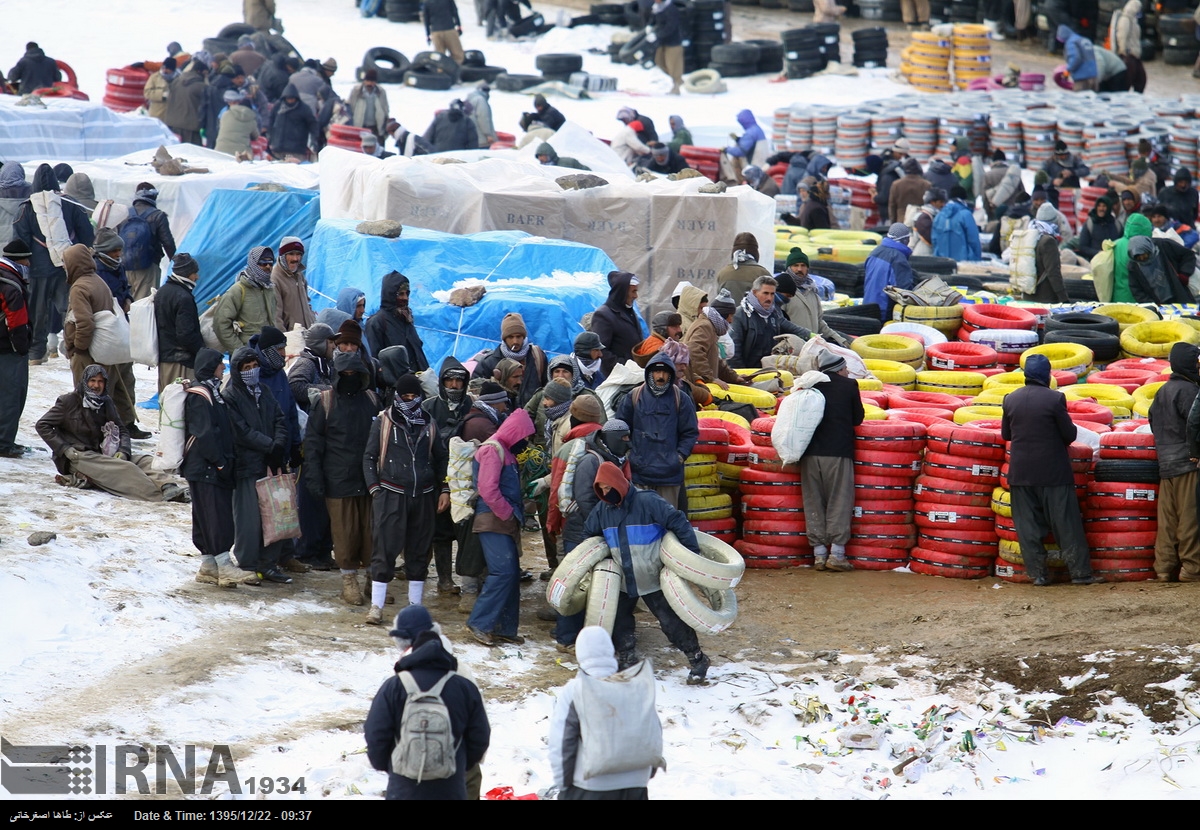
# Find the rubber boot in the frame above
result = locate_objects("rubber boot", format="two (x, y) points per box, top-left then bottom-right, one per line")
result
(216, 551), (260, 586)
(687, 651), (711, 685)
(196, 555), (220, 585)
(341, 573), (364, 606)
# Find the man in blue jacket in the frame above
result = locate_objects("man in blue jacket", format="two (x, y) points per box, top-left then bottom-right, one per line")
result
(615, 352), (698, 509)
(584, 461), (711, 683)
(725, 109), (764, 183)
(932, 186), (982, 262)
(863, 224), (915, 322)
(1057, 25), (1098, 92)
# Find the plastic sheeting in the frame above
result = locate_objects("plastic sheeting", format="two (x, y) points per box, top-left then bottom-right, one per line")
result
(305, 219), (621, 365)
(0, 96), (177, 162)
(177, 188), (322, 309)
(21, 144), (321, 243)
(318, 147), (777, 316)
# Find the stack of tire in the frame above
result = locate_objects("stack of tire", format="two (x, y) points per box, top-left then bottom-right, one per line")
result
(913, 421), (1003, 578)
(901, 31), (952, 93)
(679, 145), (721, 180)
(358, 48), (410, 83)
(1020, 342), (1094, 387)
(1160, 14), (1199, 66)
(385, 0), (422, 23)
(708, 42), (761, 77)
(848, 420), (925, 570)
(782, 27), (825, 79)
(459, 50), (507, 84)
(961, 303), (1040, 370)
(1083, 429), (1157, 582)
(547, 533), (743, 638)
(103, 66), (149, 113)
(536, 53), (584, 82)
(892, 303), (963, 338)
(951, 24), (991, 90)
(697, 414), (752, 508)
(590, 2), (628, 25)
(327, 124), (374, 152)
(689, 0), (727, 73)
(685, 450), (737, 543)
(737, 417), (809, 568)
(852, 27), (889, 69)
(811, 23), (841, 65)
(404, 51), (458, 90)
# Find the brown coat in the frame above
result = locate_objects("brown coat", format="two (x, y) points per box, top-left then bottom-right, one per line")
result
(143, 71), (170, 121)
(271, 261), (316, 331)
(214, 103), (260, 157)
(682, 313), (738, 385)
(63, 244), (115, 358)
(36, 384), (130, 474)
(889, 173), (932, 228)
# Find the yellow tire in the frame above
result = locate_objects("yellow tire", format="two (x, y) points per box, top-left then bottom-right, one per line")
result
(917, 370), (987, 396)
(863, 402), (888, 420)
(970, 388), (1010, 404)
(687, 492), (734, 522)
(1020, 343), (1093, 376)
(863, 358), (917, 389)
(857, 377), (884, 391)
(698, 410), (751, 431)
(1062, 383), (1136, 414)
(851, 333), (926, 365)
(1093, 303), (1160, 332)
(984, 369), (1058, 390)
(991, 486), (1011, 518)
(808, 230), (882, 245)
(1133, 380), (1165, 406)
(997, 537), (1065, 567)
(1120, 321), (1200, 359)
(892, 304), (964, 336)
(684, 453), (718, 481)
(706, 382), (778, 413)
(954, 404), (1004, 424)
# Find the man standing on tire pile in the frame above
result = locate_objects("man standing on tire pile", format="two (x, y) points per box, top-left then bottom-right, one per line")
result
(801, 350), (864, 572)
(1151, 342), (1200, 583)
(1001, 353), (1103, 586)
(584, 461), (711, 684)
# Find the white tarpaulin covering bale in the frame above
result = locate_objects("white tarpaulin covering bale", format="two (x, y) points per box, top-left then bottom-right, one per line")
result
(0, 95), (177, 162)
(318, 146), (775, 314)
(22, 145), (321, 242)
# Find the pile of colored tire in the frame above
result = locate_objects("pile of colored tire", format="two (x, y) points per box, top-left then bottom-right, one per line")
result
(1021, 112), (1057, 168)
(892, 302), (963, 337)
(679, 145), (720, 181)
(950, 24), (990, 91)
(1085, 429), (1158, 582)
(737, 417), (810, 568)
(103, 66), (149, 113)
(834, 113), (870, 171)
(782, 27), (825, 80)
(685, 452), (736, 542)
(911, 421), (1002, 578)
(960, 303), (1039, 368)
(785, 108), (813, 152)
(693, 413), (754, 541)
(848, 420), (924, 570)
(901, 31), (951, 93)
(327, 123), (374, 152)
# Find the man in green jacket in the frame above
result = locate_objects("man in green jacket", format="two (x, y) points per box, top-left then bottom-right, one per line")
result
(214, 246), (279, 354)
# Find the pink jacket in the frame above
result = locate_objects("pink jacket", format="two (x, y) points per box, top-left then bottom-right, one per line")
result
(475, 408), (533, 522)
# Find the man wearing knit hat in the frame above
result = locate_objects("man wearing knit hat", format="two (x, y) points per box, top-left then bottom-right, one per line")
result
(1002, 353), (1103, 586)
(774, 249), (847, 346)
(863, 224), (914, 322)
(682, 288), (740, 390)
(801, 349), (864, 572)
(631, 311), (683, 368)
(363, 372), (448, 620)
(214, 246), (279, 354)
(615, 351), (698, 509)
(155, 252), (206, 392)
(272, 236), (316, 332)
(472, 312), (546, 409)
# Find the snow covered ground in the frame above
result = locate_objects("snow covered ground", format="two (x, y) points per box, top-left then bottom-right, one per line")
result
(4, 1), (1200, 803)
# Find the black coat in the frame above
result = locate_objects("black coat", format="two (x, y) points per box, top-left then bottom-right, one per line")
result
(590, 272), (645, 375)
(473, 345), (546, 409)
(155, 278), (204, 367)
(364, 271), (429, 372)
(182, 352), (236, 487)
(364, 632), (490, 801)
(1149, 343), (1200, 480)
(1001, 382), (1076, 487)
(258, 56), (292, 104)
(304, 354), (379, 499)
(129, 197), (178, 263)
(652, 2), (683, 46)
(8, 47), (60, 95)
(224, 347), (288, 480)
(423, 0), (462, 33)
(533, 104), (565, 131)
(267, 84), (318, 156)
(423, 108), (479, 152)
(421, 356), (471, 453)
(728, 298), (810, 371)
(803, 371), (865, 459)
(363, 407), (447, 496)
(11, 165), (95, 281)
(1159, 184), (1199, 227)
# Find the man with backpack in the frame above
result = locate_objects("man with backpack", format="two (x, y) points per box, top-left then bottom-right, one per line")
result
(453, 380), (510, 612)
(549, 626), (663, 799)
(365, 607), (491, 800)
(615, 352), (698, 509)
(364, 373), (449, 621)
(120, 184), (177, 301)
(422, 357), (473, 597)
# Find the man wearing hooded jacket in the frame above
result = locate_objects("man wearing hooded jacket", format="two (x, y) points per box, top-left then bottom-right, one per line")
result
(1150, 343), (1200, 583)
(424, 357), (472, 596)
(615, 352), (698, 508)
(365, 270), (428, 372)
(155, 253), (205, 393)
(590, 271), (645, 376)
(11, 164), (94, 364)
(472, 312), (546, 409)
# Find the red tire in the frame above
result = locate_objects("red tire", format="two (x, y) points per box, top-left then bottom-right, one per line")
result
(750, 417), (775, 446)
(1112, 418), (1151, 432)
(925, 341), (998, 370)
(914, 475), (993, 506)
(1083, 512), (1157, 531)
(1086, 369), (1158, 393)
(734, 539), (810, 568)
(844, 545), (909, 569)
(886, 407), (956, 425)
(740, 467), (801, 495)
(918, 529), (999, 557)
(961, 303), (1037, 332)
(697, 416), (752, 447)
(854, 419), (926, 452)
(1067, 399), (1114, 426)
(914, 503), (996, 532)
(743, 531), (809, 549)
(922, 451), (1001, 483)
(740, 492), (803, 512)
(909, 546), (996, 568)
(1108, 358), (1168, 375)
(747, 446), (786, 473)
(1084, 531), (1157, 550)
(851, 524), (917, 549)
(691, 517), (737, 534)
(860, 390), (891, 409)
(853, 450), (923, 478)
(925, 422), (1006, 460)
(1087, 481), (1158, 510)
(909, 557), (992, 579)
(1098, 431), (1156, 460)
(994, 560), (1070, 583)
(854, 473), (917, 501)
(853, 500), (915, 522)
(888, 390), (967, 411)
(1088, 561), (1154, 581)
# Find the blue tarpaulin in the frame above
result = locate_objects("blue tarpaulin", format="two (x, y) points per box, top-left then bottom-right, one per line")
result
(176, 187), (321, 309)
(306, 219), (629, 366)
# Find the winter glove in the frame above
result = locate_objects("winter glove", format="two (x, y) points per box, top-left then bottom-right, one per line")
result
(290, 446), (303, 471)
(526, 476), (550, 498)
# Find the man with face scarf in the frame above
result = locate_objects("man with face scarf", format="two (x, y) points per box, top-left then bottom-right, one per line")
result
(250, 326), (303, 474)
(214, 246), (279, 354)
(472, 312), (546, 409)
(422, 357), (472, 595)
(306, 350), (381, 607)
(36, 364), (187, 502)
(589, 271), (645, 376)
(583, 461), (711, 683)
(364, 270), (428, 372)
(1001, 354), (1102, 586)
(225, 346), (291, 583)
(1126, 235), (1196, 304)
(365, 373), (450, 622)
(1075, 195), (1123, 261)
(186, 348), (262, 587)
(615, 352), (698, 509)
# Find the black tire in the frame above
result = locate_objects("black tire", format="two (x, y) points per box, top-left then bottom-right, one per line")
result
(1163, 46), (1200, 65)
(619, 32), (654, 63)
(591, 2), (625, 13)
(362, 47), (410, 84)
(745, 39), (784, 72)
(1062, 278), (1099, 302)
(536, 53), (584, 74)
(709, 61), (759, 77)
(1045, 312), (1120, 336)
(852, 26), (889, 41)
(1093, 459), (1161, 484)
(403, 70), (455, 90)
(1043, 329), (1121, 361)
(412, 51), (460, 80)
(1157, 14), (1197, 36)
(909, 256), (958, 274)
(835, 302), (883, 319)
(569, 14), (603, 26)
(492, 72), (544, 91)
(710, 43), (762, 64)
(810, 261), (865, 294)
(462, 49), (486, 68)
(218, 22), (258, 39)
(825, 312), (884, 337)
(459, 64), (507, 83)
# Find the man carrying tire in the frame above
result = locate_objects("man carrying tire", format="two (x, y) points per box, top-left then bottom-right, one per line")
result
(424, 0), (466, 65)
(1001, 353), (1102, 586)
(583, 461), (711, 684)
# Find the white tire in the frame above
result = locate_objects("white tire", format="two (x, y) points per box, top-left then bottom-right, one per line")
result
(660, 531), (746, 590)
(546, 536), (610, 615)
(584, 559), (624, 634)
(660, 567), (738, 634)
